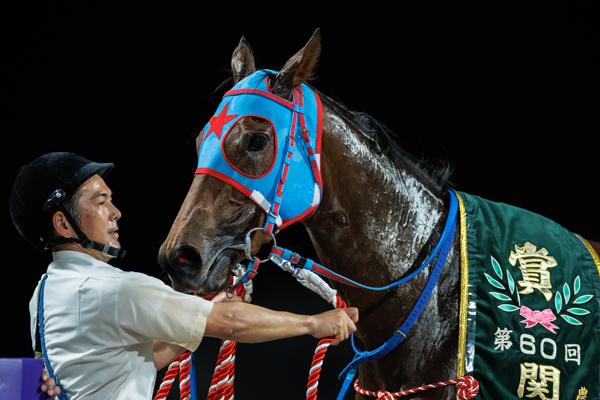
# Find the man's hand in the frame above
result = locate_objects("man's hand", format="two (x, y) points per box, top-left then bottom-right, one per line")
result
(309, 307), (359, 345)
(40, 368), (61, 398)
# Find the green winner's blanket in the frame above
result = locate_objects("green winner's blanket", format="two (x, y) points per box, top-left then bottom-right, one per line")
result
(455, 192), (599, 400)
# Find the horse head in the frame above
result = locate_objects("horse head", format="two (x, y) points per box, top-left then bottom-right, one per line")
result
(158, 31), (322, 294)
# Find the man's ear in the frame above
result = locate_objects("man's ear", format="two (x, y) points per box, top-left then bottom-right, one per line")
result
(271, 28), (321, 99)
(52, 211), (75, 239)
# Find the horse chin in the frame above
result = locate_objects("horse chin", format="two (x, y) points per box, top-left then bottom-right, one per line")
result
(202, 250), (243, 295)
(170, 276), (204, 295)
(169, 258), (231, 296)
(169, 249), (245, 296)
(204, 261), (230, 293)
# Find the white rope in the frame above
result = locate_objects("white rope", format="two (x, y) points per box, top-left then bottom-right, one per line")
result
(276, 260), (337, 306)
(243, 280), (253, 302)
(231, 264), (254, 302)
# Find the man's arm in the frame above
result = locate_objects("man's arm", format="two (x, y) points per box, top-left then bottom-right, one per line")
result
(151, 293), (235, 370)
(153, 341), (187, 370)
(152, 294), (358, 370)
(205, 302), (359, 345)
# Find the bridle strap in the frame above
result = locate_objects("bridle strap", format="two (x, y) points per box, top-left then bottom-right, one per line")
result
(263, 86), (304, 234)
(268, 190), (458, 291)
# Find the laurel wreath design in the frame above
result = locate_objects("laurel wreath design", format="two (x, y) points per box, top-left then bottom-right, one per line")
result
(483, 255), (594, 326)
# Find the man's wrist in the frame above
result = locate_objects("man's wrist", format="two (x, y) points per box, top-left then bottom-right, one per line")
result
(304, 315), (316, 337)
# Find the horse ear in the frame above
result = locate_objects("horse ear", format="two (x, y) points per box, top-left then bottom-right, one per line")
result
(231, 36), (256, 84)
(272, 28), (321, 98)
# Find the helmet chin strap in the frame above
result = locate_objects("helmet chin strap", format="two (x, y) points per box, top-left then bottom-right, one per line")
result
(51, 209), (127, 259)
(83, 239), (127, 259)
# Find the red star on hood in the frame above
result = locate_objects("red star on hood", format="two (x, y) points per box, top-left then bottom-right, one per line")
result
(204, 102), (238, 141)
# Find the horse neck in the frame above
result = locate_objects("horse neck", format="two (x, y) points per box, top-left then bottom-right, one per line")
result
(304, 102), (446, 340)
(303, 103), (461, 391)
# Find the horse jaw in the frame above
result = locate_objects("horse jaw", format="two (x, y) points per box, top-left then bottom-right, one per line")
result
(158, 174), (263, 294)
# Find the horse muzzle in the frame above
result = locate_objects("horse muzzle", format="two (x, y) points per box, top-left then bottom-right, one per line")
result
(159, 241), (246, 295)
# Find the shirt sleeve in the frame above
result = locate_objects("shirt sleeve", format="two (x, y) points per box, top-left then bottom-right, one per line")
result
(115, 273), (214, 352)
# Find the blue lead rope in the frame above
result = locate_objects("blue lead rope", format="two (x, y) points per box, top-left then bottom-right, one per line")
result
(335, 191), (458, 399)
(38, 274), (69, 400)
(267, 191), (458, 400)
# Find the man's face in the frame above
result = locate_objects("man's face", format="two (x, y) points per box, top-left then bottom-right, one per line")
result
(76, 175), (121, 249)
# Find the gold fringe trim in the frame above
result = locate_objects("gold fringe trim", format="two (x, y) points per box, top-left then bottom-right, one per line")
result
(455, 190), (469, 381)
(576, 234), (600, 277)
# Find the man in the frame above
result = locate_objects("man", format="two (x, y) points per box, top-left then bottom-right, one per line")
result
(10, 152), (358, 399)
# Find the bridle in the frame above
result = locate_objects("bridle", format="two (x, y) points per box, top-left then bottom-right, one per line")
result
(192, 70), (475, 399)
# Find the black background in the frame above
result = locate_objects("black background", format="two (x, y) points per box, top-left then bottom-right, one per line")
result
(4, 2), (598, 399)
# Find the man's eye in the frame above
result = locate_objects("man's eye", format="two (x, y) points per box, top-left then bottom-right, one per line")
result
(247, 133), (269, 152)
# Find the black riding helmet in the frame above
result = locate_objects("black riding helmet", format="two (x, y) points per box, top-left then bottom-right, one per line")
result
(10, 152), (125, 257)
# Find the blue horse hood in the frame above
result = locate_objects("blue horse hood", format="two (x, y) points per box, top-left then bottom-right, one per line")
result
(195, 70), (323, 230)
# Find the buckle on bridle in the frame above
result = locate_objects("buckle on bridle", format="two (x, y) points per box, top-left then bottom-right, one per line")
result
(243, 227), (277, 260)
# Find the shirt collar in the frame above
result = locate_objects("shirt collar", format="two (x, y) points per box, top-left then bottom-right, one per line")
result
(50, 250), (119, 274)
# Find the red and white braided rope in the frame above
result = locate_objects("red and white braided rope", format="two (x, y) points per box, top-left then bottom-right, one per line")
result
(178, 352), (192, 400)
(154, 352), (192, 400)
(207, 339), (236, 400)
(353, 375), (479, 399)
(154, 281), (246, 400)
(206, 283), (246, 400)
(305, 295), (346, 400)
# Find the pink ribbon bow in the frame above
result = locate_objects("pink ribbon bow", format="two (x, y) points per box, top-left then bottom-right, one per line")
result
(519, 306), (559, 334)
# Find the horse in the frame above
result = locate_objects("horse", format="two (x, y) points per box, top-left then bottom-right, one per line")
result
(158, 30), (600, 399)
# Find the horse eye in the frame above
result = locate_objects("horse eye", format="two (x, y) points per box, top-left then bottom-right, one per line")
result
(247, 133), (269, 152)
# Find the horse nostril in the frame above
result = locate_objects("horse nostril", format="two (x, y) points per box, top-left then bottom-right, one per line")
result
(176, 256), (188, 266)
(172, 244), (203, 271)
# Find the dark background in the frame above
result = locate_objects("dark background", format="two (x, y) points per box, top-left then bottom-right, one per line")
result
(3, 2), (598, 399)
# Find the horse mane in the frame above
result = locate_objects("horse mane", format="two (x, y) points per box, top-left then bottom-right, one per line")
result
(315, 90), (452, 195)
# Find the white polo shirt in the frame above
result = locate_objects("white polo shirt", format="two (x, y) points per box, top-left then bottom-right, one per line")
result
(29, 250), (214, 399)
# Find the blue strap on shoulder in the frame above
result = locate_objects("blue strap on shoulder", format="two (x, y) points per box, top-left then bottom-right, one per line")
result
(38, 274), (69, 400)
